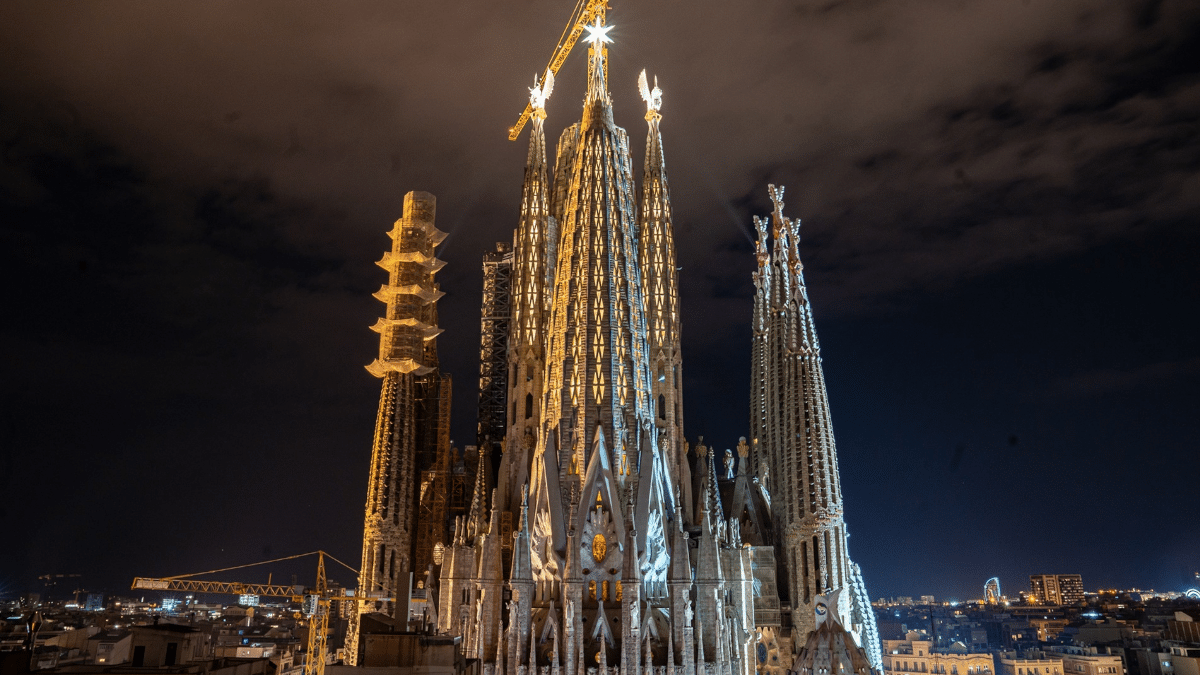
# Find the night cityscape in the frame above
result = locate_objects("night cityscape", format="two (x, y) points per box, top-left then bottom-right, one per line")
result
(2, 1), (1198, 675)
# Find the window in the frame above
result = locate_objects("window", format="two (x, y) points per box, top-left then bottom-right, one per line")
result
(658, 394), (666, 420)
(524, 393), (533, 419)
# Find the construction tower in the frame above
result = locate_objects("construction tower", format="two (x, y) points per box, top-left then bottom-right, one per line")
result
(346, 191), (450, 664)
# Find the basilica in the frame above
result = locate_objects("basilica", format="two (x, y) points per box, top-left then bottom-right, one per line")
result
(343, 9), (882, 675)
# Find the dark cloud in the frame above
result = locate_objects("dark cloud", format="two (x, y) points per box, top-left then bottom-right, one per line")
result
(1048, 357), (1200, 399)
(1, 0), (1198, 599)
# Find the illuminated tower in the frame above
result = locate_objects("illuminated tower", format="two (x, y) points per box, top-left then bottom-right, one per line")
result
(498, 70), (556, 518)
(539, 18), (654, 495)
(440, 15), (762, 675)
(749, 185), (881, 670)
(346, 191), (448, 664)
(636, 70), (691, 526)
(531, 23), (678, 670)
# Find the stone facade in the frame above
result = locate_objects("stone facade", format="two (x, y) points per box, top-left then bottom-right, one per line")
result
(348, 15), (882, 675)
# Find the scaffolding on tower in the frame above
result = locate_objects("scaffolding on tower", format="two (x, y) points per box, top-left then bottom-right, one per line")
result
(476, 242), (513, 458)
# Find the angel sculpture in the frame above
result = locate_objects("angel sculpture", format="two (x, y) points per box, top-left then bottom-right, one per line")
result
(637, 69), (663, 112)
(529, 70), (555, 110)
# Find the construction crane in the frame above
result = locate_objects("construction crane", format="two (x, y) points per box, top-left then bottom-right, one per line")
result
(506, 0), (609, 140)
(132, 551), (383, 675)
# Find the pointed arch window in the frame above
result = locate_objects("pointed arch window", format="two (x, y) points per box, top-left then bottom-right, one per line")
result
(657, 394), (666, 420)
(524, 393), (533, 419)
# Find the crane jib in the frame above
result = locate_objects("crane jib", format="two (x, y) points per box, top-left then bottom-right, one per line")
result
(507, 0), (608, 140)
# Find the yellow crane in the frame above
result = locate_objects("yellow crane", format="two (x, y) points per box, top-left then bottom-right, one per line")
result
(507, 0), (609, 140)
(132, 550), (382, 675)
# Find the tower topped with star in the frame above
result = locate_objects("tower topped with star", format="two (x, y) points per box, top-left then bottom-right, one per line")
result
(583, 16), (613, 104)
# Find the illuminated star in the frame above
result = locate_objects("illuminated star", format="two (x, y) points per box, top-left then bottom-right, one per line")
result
(583, 18), (613, 46)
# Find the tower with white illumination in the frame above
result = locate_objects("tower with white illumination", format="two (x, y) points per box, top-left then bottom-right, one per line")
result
(749, 186), (881, 669)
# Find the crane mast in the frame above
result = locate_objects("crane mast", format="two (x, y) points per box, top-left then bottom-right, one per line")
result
(131, 551), (392, 675)
(506, 0), (608, 140)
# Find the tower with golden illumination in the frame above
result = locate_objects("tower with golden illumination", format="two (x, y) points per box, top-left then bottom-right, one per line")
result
(346, 5), (883, 675)
(346, 191), (450, 665)
(448, 15), (761, 675)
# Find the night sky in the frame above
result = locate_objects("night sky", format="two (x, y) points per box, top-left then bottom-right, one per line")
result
(2, 0), (1198, 603)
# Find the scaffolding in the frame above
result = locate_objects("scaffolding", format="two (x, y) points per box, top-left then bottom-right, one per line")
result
(476, 242), (513, 458)
(413, 373), (451, 579)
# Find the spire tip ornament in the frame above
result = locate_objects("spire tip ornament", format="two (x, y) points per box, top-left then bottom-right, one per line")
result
(583, 17), (614, 46)
(529, 70), (555, 111)
(638, 69), (663, 113)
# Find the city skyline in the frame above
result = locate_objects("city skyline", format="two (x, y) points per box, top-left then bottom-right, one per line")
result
(2, 0), (1198, 604)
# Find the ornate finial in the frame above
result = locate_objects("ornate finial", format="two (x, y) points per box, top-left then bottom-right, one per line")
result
(583, 17), (613, 104)
(638, 69), (663, 116)
(696, 436), (707, 457)
(768, 183), (785, 219)
(583, 17), (614, 46)
(518, 483), (530, 533)
(753, 215), (770, 266)
(737, 437), (749, 458)
(529, 70), (555, 112)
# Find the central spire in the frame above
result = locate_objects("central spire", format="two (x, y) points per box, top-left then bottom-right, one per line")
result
(583, 17), (612, 104)
(541, 10), (651, 510)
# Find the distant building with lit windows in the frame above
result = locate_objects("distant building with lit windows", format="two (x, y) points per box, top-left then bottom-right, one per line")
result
(1030, 575), (1084, 605)
(883, 638), (993, 675)
(1047, 646), (1123, 675)
(998, 651), (1065, 675)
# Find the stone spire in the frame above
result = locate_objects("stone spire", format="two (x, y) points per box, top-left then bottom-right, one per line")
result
(584, 18), (612, 105)
(465, 448), (489, 541)
(502, 71), (557, 515)
(475, 489), (504, 662)
(633, 423), (672, 600)
(636, 69), (690, 528)
(529, 431), (567, 599)
(749, 185), (880, 664)
(509, 490), (535, 670)
(541, 17), (652, 506)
